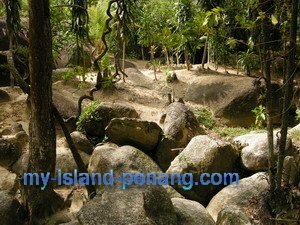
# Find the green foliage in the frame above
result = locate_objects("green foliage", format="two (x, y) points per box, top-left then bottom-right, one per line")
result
(50, 0), (76, 58)
(62, 69), (76, 82)
(0, 1), (5, 16)
(194, 108), (216, 129)
(102, 76), (115, 89)
(296, 108), (300, 121)
(252, 105), (266, 128)
(77, 101), (102, 132)
(237, 51), (260, 76)
(88, 1), (108, 41)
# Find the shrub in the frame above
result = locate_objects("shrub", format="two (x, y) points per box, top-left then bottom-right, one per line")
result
(252, 105), (266, 128)
(77, 100), (102, 132)
(194, 108), (216, 130)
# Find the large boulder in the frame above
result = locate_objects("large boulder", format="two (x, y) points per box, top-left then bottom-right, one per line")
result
(172, 198), (215, 225)
(88, 144), (182, 198)
(52, 89), (78, 119)
(69, 131), (94, 155)
(0, 137), (22, 169)
(156, 102), (204, 171)
(234, 132), (293, 172)
(81, 102), (139, 140)
(88, 144), (161, 180)
(207, 173), (269, 222)
(0, 167), (16, 193)
(0, 191), (24, 225)
(77, 186), (178, 225)
(216, 207), (252, 225)
(185, 76), (287, 127)
(167, 135), (239, 204)
(106, 118), (162, 155)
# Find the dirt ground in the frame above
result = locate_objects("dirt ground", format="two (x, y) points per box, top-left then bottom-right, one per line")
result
(0, 61), (247, 134)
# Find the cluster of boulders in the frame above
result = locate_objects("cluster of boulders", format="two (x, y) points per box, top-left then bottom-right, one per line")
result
(0, 100), (299, 225)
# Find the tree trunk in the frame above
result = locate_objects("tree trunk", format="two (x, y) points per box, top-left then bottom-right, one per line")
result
(277, 0), (298, 188)
(25, 0), (63, 223)
(184, 46), (191, 70)
(150, 51), (157, 80)
(260, 0), (276, 194)
(201, 36), (208, 70)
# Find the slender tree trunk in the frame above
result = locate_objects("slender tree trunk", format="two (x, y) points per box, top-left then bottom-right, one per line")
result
(122, 40), (126, 71)
(141, 46), (144, 61)
(260, 0), (276, 194)
(201, 36), (208, 70)
(184, 46), (191, 70)
(25, 0), (63, 223)
(150, 51), (157, 80)
(176, 51), (179, 65)
(277, 0), (298, 188)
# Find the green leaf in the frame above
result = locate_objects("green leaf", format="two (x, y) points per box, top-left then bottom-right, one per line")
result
(271, 14), (278, 25)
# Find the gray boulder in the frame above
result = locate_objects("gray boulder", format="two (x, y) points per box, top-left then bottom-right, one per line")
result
(88, 144), (161, 180)
(77, 186), (178, 225)
(234, 132), (293, 172)
(0, 137), (22, 169)
(88, 144), (182, 198)
(0, 191), (24, 225)
(172, 198), (215, 225)
(216, 207), (252, 225)
(0, 167), (16, 193)
(156, 102), (204, 171)
(53, 89), (78, 119)
(186, 76), (285, 127)
(106, 118), (162, 154)
(69, 131), (94, 155)
(167, 135), (239, 204)
(81, 102), (139, 139)
(207, 172), (269, 221)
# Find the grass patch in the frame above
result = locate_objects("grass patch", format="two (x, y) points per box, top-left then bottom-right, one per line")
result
(213, 126), (264, 138)
(194, 108), (216, 130)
